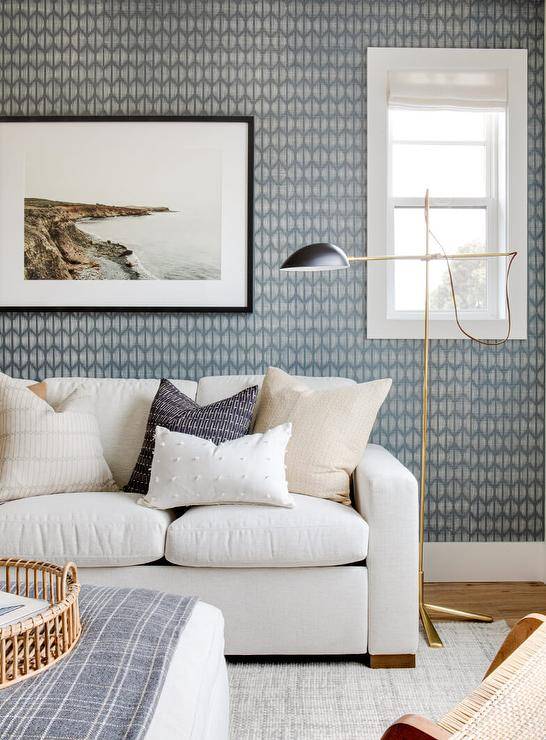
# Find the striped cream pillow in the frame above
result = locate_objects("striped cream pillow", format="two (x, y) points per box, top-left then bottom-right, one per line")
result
(0, 374), (117, 502)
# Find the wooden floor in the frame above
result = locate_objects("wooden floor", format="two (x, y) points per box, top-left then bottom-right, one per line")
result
(425, 581), (546, 627)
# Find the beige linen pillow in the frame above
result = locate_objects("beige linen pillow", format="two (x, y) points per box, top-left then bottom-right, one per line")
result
(0, 373), (117, 502)
(253, 367), (391, 505)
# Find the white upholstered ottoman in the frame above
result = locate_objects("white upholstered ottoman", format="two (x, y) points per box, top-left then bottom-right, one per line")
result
(146, 601), (229, 740)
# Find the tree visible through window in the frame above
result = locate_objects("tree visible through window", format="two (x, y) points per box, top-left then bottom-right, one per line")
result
(430, 243), (486, 311)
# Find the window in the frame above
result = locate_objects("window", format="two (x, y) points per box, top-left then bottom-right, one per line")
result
(390, 108), (503, 317)
(367, 49), (527, 339)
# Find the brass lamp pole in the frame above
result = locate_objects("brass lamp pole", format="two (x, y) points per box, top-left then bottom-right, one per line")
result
(281, 190), (517, 648)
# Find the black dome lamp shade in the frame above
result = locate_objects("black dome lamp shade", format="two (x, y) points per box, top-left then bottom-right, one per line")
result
(280, 242), (350, 272)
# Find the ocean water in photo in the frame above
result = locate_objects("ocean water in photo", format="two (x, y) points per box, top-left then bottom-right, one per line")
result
(76, 211), (221, 280)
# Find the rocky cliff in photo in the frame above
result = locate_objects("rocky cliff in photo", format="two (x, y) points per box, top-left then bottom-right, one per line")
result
(24, 199), (169, 280)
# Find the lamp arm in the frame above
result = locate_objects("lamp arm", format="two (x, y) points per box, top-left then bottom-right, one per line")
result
(347, 251), (516, 262)
(346, 249), (517, 347)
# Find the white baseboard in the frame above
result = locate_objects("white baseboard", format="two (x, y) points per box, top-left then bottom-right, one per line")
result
(424, 542), (546, 582)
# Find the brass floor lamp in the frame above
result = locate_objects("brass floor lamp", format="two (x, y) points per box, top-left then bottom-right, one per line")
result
(281, 191), (517, 648)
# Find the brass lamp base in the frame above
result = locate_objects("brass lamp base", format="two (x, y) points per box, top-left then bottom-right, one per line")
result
(414, 192), (496, 649)
(280, 189), (514, 652)
(419, 571), (493, 648)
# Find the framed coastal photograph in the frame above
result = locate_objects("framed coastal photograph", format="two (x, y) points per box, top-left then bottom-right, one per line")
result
(0, 116), (253, 311)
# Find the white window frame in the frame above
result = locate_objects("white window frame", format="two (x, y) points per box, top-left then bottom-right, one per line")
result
(367, 47), (527, 340)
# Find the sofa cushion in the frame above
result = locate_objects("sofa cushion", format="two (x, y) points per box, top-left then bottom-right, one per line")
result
(196, 373), (355, 407)
(0, 491), (175, 566)
(44, 378), (198, 487)
(165, 493), (369, 567)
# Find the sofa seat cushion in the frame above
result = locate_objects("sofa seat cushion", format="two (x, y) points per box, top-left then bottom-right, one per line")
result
(165, 493), (369, 567)
(0, 492), (175, 567)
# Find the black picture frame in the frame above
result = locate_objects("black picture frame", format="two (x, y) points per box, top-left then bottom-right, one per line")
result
(0, 115), (254, 313)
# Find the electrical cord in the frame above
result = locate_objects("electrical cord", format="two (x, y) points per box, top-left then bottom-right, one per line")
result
(428, 228), (517, 346)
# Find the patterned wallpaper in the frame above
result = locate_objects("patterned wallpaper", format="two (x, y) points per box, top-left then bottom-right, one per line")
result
(0, 1), (543, 541)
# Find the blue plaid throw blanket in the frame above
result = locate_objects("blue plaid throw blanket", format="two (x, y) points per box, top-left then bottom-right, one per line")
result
(0, 584), (196, 739)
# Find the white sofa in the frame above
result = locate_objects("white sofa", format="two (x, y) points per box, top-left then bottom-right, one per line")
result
(1, 374), (419, 665)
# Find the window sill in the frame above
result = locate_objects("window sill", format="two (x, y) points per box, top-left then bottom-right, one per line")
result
(366, 316), (527, 340)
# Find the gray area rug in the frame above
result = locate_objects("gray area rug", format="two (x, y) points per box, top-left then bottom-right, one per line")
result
(229, 621), (509, 739)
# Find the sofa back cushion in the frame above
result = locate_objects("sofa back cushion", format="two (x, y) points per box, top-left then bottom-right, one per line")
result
(196, 373), (355, 409)
(42, 374), (355, 489)
(44, 378), (197, 487)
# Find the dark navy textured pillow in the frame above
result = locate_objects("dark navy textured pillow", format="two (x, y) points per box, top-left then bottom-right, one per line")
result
(124, 379), (258, 494)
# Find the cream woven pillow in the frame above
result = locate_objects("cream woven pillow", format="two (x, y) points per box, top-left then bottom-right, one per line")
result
(253, 367), (392, 505)
(0, 374), (117, 502)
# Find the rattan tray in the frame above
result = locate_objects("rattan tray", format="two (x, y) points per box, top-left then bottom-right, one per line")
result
(0, 558), (81, 688)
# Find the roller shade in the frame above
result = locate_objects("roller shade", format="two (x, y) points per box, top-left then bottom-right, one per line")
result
(388, 69), (508, 111)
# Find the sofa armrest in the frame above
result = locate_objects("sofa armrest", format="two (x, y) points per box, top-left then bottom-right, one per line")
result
(353, 443), (419, 656)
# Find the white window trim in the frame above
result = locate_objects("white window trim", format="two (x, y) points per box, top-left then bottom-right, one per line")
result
(367, 47), (527, 340)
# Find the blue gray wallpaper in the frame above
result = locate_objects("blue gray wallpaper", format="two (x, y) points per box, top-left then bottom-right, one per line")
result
(0, 1), (543, 541)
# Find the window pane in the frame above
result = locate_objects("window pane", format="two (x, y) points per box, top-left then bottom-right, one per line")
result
(392, 143), (486, 197)
(390, 109), (488, 142)
(393, 208), (487, 312)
